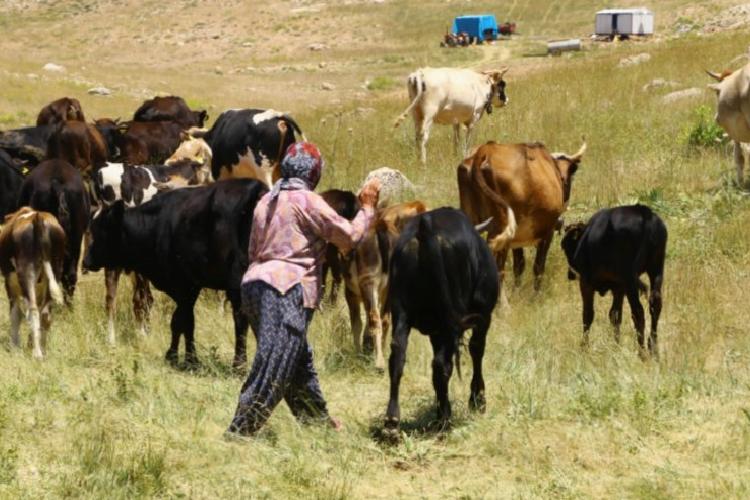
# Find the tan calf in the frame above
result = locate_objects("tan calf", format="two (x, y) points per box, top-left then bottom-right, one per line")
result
(0, 207), (65, 358)
(343, 201), (427, 369)
(458, 141), (585, 293)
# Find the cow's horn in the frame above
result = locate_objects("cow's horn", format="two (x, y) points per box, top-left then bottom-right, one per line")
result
(705, 69), (723, 82)
(475, 217), (493, 233)
(498, 66), (509, 77)
(570, 139), (587, 162)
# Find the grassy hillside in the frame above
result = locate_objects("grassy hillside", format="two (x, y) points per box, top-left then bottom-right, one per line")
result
(1, 1), (750, 498)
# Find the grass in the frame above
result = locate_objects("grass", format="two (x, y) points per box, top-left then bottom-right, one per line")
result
(2, 0), (750, 498)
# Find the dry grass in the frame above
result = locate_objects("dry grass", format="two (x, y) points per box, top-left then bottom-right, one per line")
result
(1, 1), (750, 498)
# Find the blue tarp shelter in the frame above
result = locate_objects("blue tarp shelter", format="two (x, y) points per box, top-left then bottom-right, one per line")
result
(451, 15), (498, 40)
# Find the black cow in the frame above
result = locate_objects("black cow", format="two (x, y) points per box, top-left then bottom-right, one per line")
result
(204, 108), (304, 185)
(0, 149), (24, 218)
(0, 124), (57, 165)
(561, 204), (667, 357)
(18, 159), (90, 303)
(385, 207), (499, 433)
(83, 179), (268, 367)
(320, 189), (360, 303)
(133, 96), (208, 129)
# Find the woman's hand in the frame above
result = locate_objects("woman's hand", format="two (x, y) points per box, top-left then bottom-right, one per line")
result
(358, 178), (381, 209)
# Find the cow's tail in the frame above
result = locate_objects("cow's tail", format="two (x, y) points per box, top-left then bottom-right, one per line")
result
(33, 212), (64, 305)
(52, 179), (71, 237)
(283, 115), (307, 142)
(471, 158), (516, 252)
(417, 216), (482, 379)
(393, 72), (424, 128)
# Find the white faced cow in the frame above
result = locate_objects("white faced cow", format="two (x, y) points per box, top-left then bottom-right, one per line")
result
(707, 63), (750, 186)
(394, 67), (509, 163)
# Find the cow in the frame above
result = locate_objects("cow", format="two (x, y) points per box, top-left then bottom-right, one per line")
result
(115, 121), (186, 165)
(17, 160), (90, 303)
(561, 205), (667, 358)
(204, 108), (305, 186)
(706, 64), (750, 186)
(342, 200), (427, 369)
(92, 159), (213, 344)
(0, 207), (66, 359)
(384, 207), (499, 435)
(164, 135), (213, 176)
(0, 124), (57, 165)
(458, 141), (585, 295)
(320, 189), (360, 303)
(394, 67), (509, 163)
(36, 97), (85, 126)
(46, 120), (108, 177)
(0, 149), (24, 219)
(93, 118), (123, 160)
(133, 96), (208, 129)
(83, 179), (267, 367)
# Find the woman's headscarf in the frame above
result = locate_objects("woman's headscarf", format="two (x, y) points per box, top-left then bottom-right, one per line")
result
(269, 142), (324, 199)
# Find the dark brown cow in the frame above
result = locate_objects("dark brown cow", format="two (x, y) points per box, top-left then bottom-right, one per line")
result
(458, 141), (585, 295)
(36, 97), (85, 126)
(133, 96), (208, 129)
(118, 121), (185, 165)
(0, 207), (66, 359)
(46, 120), (108, 177)
(320, 189), (360, 303)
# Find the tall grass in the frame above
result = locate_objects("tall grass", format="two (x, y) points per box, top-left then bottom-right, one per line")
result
(1, 1), (750, 498)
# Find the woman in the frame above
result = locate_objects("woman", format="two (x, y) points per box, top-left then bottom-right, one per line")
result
(227, 142), (380, 436)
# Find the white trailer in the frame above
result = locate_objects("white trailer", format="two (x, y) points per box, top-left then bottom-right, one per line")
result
(595, 8), (654, 37)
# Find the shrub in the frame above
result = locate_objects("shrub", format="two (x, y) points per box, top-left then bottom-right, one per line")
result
(684, 105), (727, 148)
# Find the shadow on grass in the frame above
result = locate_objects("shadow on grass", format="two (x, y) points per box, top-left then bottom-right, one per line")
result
(369, 402), (471, 445)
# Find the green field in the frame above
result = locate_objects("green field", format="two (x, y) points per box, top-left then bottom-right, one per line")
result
(1, 1), (750, 498)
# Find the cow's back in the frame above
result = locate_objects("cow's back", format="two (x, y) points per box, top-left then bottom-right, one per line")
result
(417, 67), (487, 123)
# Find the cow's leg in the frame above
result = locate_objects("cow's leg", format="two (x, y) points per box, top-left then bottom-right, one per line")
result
(132, 273), (152, 337)
(468, 318), (489, 412)
(9, 291), (22, 350)
(463, 119), (478, 158)
(496, 248), (510, 307)
(647, 271), (664, 359)
(385, 308), (410, 432)
(167, 292), (199, 367)
(345, 286), (362, 351)
(419, 117), (434, 164)
(608, 291), (625, 344)
(512, 249), (525, 287)
(430, 335), (454, 425)
(734, 140), (745, 186)
(452, 124), (461, 154)
(580, 280), (595, 348)
(626, 286), (647, 357)
(227, 288), (250, 369)
(361, 279), (385, 369)
(104, 268), (121, 345)
(24, 273), (43, 360)
(532, 233), (554, 291)
(379, 279), (390, 367)
(62, 254), (77, 306)
(40, 292), (52, 354)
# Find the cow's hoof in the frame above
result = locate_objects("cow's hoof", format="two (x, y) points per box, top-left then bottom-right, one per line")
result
(184, 354), (201, 371)
(232, 357), (247, 373)
(469, 393), (486, 413)
(32, 349), (44, 360)
(165, 350), (179, 367)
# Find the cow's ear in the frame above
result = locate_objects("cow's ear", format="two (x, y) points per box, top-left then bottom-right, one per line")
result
(707, 83), (721, 94)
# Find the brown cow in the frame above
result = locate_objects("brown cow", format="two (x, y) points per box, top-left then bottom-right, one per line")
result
(342, 200), (427, 369)
(321, 189), (360, 303)
(133, 96), (208, 129)
(0, 207), (66, 358)
(458, 141), (585, 294)
(36, 97), (85, 126)
(118, 121), (185, 165)
(46, 121), (108, 177)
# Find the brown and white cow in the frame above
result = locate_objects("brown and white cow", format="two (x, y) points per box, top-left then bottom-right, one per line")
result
(394, 67), (509, 163)
(458, 141), (585, 295)
(706, 63), (750, 186)
(0, 207), (66, 359)
(343, 200), (427, 369)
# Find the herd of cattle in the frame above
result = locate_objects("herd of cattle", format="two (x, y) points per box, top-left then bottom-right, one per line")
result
(16, 58), (749, 429)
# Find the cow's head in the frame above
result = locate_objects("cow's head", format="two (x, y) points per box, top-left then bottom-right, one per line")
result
(83, 202), (125, 272)
(560, 222), (587, 280)
(166, 137), (214, 182)
(483, 67), (509, 109)
(551, 140), (586, 204)
(93, 118), (123, 160)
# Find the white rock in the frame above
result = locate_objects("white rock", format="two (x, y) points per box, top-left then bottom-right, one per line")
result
(661, 88), (702, 103)
(618, 53), (651, 68)
(642, 78), (680, 92)
(321, 82), (335, 91)
(88, 86), (112, 96)
(42, 63), (65, 73)
(309, 43), (328, 51)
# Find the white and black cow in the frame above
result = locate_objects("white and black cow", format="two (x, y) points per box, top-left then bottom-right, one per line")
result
(203, 108), (305, 186)
(93, 159), (211, 344)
